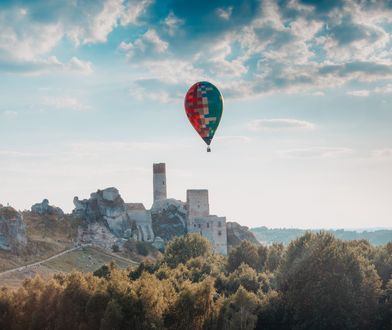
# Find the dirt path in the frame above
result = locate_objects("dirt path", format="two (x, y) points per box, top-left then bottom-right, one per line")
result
(0, 244), (139, 278)
(0, 244), (93, 276)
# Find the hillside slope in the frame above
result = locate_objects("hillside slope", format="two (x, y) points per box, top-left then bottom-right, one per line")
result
(0, 246), (137, 288)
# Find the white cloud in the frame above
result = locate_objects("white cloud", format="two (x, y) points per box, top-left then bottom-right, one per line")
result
(120, 0), (152, 26)
(216, 7), (233, 20)
(347, 83), (392, 97)
(76, 0), (123, 44)
(371, 148), (392, 159)
(68, 0), (152, 45)
(121, 29), (169, 59)
(129, 84), (173, 104)
(2, 111), (18, 118)
(247, 118), (316, 131)
(164, 12), (184, 36)
(67, 56), (94, 74)
(277, 147), (354, 159)
(347, 90), (370, 97)
(0, 56), (93, 75)
(42, 96), (91, 111)
(0, 21), (63, 61)
(142, 60), (206, 85)
(0, 0), (151, 73)
(311, 91), (325, 96)
(214, 136), (252, 144)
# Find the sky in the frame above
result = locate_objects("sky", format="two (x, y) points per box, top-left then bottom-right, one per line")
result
(0, 0), (392, 229)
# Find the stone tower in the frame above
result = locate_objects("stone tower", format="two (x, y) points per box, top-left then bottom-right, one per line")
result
(186, 189), (209, 227)
(153, 163), (167, 202)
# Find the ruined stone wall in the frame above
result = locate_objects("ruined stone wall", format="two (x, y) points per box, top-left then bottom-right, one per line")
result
(191, 215), (227, 255)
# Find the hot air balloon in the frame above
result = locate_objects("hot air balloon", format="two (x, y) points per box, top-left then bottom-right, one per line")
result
(184, 81), (223, 152)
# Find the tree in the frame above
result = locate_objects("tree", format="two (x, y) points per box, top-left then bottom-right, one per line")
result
(100, 299), (123, 330)
(257, 245), (268, 271)
(85, 291), (110, 330)
(218, 286), (260, 330)
(111, 244), (120, 253)
(136, 241), (150, 256)
(226, 263), (260, 294)
(164, 233), (212, 268)
(265, 243), (284, 272)
(277, 232), (382, 330)
(131, 273), (175, 328)
(227, 240), (259, 272)
(164, 277), (216, 330)
(373, 242), (392, 287)
(377, 278), (392, 330)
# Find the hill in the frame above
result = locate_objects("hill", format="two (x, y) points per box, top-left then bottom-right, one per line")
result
(0, 245), (137, 288)
(251, 226), (392, 246)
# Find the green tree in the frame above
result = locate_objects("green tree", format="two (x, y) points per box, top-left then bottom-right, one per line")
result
(164, 233), (211, 268)
(277, 232), (382, 330)
(257, 244), (268, 271)
(377, 278), (392, 330)
(227, 240), (259, 272)
(218, 286), (260, 330)
(226, 263), (260, 294)
(265, 243), (284, 272)
(373, 242), (392, 287)
(111, 244), (120, 253)
(136, 241), (150, 256)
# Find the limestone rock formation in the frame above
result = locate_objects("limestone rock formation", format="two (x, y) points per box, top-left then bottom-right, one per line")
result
(31, 199), (64, 217)
(0, 205), (27, 251)
(151, 199), (187, 242)
(226, 221), (260, 249)
(73, 187), (154, 243)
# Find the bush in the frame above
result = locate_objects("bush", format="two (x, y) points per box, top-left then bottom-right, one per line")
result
(136, 241), (150, 256)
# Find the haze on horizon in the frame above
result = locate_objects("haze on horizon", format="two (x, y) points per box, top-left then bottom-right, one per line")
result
(0, 0), (392, 230)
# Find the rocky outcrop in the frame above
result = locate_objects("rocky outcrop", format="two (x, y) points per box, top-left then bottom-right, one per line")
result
(226, 221), (260, 249)
(126, 203), (154, 242)
(0, 205), (27, 251)
(151, 199), (187, 242)
(31, 199), (64, 217)
(73, 187), (154, 242)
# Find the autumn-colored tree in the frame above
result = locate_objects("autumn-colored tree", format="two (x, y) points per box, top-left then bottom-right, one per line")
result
(218, 286), (260, 330)
(164, 277), (216, 330)
(100, 299), (124, 330)
(164, 233), (212, 268)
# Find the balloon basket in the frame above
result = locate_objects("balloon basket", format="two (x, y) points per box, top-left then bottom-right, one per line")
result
(207, 146), (211, 152)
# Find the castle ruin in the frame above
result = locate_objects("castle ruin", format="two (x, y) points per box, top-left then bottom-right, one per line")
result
(153, 163), (227, 255)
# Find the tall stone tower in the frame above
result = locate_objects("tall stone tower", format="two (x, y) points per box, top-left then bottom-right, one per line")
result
(153, 163), (167, 202)
(186, 189), (209, 227)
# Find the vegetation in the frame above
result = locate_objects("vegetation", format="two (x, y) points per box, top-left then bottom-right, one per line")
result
(111, 244), (120, 253)
(251, 226), (392, 246)
(0, 232), (391, 330)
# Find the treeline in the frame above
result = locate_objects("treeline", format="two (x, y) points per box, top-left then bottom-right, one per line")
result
(0, 232), (391, 330)
(251, 226), (392, 246)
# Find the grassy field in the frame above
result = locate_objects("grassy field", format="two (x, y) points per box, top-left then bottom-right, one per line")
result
(0, 246), (138, 288)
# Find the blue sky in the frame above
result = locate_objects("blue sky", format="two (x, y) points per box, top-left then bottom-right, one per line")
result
(0, 0), (392, 229)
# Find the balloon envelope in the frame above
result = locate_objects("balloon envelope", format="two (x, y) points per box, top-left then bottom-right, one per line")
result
(184, 81), (223, 146)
